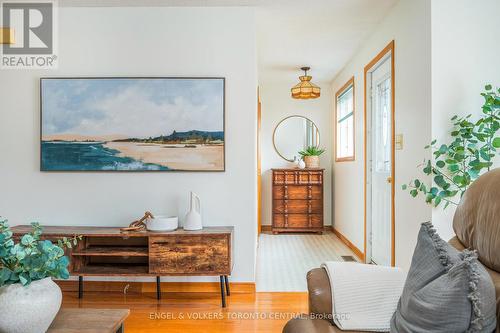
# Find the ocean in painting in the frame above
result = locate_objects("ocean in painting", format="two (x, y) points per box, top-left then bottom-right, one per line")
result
(41, 142), (169, 171)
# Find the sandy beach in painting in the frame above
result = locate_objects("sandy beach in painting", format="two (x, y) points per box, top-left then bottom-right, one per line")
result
(104, 142), (224, 171)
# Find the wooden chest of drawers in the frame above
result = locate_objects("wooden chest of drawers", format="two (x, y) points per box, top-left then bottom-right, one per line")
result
(272, 168), (324, 234)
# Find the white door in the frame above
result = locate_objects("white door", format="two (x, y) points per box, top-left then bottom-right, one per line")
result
(368, 56), (392, 266)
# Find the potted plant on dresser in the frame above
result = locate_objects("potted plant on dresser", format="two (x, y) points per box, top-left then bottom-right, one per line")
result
(0, 219), (80, 333)
(299, 146), (325, 168)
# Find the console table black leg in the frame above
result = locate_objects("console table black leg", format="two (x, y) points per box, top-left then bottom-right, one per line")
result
(78, 276), (83, 299)
(156, 276), (161, 300)
(224, 275), (230, 296)
(219, 275), (226, 308)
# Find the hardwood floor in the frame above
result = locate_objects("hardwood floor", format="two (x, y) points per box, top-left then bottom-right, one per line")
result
(61, 291), (308, 333)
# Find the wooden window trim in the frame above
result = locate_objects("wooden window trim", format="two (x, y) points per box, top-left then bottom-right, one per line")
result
(334, 76), (355, 162)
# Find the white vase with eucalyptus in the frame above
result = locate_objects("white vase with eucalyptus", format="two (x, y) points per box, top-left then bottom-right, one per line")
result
(0, 220), (80, 333)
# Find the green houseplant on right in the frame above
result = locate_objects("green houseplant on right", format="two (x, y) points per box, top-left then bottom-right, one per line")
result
(403, 85), (500, 208)
(0, 219), (80, 333)
(299, 146), (325, 168)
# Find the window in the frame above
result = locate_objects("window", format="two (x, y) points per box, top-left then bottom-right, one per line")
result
(335, 77), (355, 161)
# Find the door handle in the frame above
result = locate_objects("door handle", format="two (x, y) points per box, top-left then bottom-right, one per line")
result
(386, 177), (392, 183)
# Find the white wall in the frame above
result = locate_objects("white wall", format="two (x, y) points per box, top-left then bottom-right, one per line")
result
(260, 80), (333, 226)
(431, 0), (500, 240)
(0, 7), (258, 282)
(330, 0), (432, 270)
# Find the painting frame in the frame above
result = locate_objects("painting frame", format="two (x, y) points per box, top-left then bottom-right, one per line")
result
(39, 77), (226, 172)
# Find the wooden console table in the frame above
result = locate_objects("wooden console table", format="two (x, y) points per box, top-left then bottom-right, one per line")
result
(12, 226), (234, 307)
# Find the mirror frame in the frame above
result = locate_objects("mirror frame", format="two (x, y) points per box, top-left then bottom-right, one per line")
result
(272, 115), (320, 162)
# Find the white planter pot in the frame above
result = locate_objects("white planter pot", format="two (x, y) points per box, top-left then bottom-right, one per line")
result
(0, 277), (62, 333)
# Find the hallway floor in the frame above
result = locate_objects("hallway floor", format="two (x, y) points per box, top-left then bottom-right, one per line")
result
(256, 229), (359, 292)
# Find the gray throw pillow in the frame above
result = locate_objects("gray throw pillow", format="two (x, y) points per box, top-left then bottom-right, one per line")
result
(390, 222), (497, 333)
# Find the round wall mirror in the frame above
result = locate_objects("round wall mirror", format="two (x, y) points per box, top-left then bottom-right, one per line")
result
(273, 116), (320, 162)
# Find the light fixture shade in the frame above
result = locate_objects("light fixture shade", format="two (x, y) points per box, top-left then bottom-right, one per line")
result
(0, 28), (15, 45)
(291, 67), (321, 99)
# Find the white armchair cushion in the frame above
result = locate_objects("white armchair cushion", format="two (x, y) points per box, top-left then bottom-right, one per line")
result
(321, 261), (406, 332)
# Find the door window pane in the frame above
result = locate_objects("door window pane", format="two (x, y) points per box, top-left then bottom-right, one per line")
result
(374, 77), (391, 173)
(336, 83), (354, 161)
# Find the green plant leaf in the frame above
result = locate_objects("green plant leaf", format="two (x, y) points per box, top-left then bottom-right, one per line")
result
(436, 160), (445, 168)
(298, 146), (325, 157)
(468, 168), (480, 179)
(480, 150), (491, 161)
(423, 160), (432, 175)
(0, 268), (12, 284)
(429, 187), (439, 196)
(19, 273), (30, 286)
(434, 175), (446, 187)
(493, 137), (500, 148)
(21, 234), (34, 246)
(407, 86), (500, 210)
(452, 175), (464, 185)
(0, 219), (80, 287)
(401, 184), (407, 190)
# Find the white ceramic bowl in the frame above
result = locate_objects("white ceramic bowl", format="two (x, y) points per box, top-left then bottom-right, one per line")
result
(146, 216), (178, 232)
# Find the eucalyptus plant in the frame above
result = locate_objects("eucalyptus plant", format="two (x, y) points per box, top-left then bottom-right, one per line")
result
(299, 146), (325, 157)
(0, 219), (81, 287)
(403, 85), (500, 209)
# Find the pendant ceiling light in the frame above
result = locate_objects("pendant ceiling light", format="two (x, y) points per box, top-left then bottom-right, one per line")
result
(291, 66), (320, 99)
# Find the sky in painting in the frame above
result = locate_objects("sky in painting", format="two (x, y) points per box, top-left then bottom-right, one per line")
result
(42, 78), (224, 138)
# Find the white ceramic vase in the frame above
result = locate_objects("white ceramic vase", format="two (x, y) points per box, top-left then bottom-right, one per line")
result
(184, 191), (202, 231)
(298, 159), (306, 169)
(0, 277), (62, 333)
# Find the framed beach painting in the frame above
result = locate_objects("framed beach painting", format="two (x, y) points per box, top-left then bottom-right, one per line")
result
(40, 77), (225, 171)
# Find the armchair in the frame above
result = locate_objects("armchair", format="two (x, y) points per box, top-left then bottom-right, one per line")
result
(284, 168), (500, 333)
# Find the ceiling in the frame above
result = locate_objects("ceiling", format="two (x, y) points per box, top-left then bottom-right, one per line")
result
(60, 0), (399, 83)
(256, 0), (398, 83)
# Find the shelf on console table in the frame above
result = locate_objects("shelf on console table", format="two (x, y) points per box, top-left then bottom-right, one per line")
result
(75, 263), (150, 276)
(11, 225), (234, 307)
(72, 246), (149, 257)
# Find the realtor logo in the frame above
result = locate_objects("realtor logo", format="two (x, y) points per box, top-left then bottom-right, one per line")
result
(1, 0), (58, 69)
